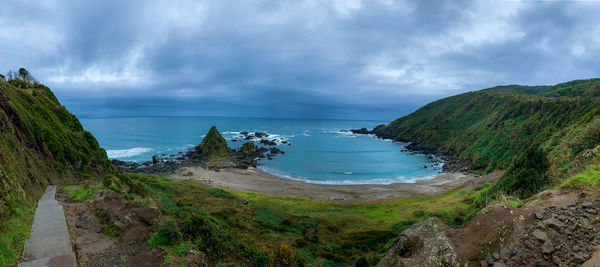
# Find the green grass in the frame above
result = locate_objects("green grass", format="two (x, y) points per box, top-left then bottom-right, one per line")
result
(561, 158), (600, 189)
(110, 172), (484, 266)
(68, 186), (101, 201)
(0, 200), (36, 266)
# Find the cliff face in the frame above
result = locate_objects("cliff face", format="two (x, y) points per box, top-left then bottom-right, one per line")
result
(374, 79), (600, 177)
(0, 80), (112, 220)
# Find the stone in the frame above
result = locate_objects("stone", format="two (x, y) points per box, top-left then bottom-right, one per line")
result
(493, 253), (500, 260)
(480, 260), (488, 267)
(500, 248), (511, 260)
(532, 229), (548, 241)
(541, 239), (554, 254)
(376, 218), (459, 267)
(545, 218), (565, 230)
(535, 213), (544, 220)
(492, 262), (506, 267)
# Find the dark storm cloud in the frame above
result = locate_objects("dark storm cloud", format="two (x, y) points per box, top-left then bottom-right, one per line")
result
(1, 0), (599, 120)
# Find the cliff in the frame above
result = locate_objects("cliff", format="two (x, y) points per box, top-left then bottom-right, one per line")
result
(0, 79), (112, 221)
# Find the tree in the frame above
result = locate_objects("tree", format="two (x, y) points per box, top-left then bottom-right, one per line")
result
(0, 73), (5, 82)
(18, 68), (36, 83)
(7, 70), (14, 81)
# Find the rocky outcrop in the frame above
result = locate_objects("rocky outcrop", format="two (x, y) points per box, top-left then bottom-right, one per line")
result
(112, 127), (286, 174)
(199, 126), (229, 160)
(377, 218), (459, 267)
(485, 198), (600, 266)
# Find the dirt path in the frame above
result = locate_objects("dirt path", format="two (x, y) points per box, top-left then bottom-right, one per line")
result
(18, 186), (77, 267)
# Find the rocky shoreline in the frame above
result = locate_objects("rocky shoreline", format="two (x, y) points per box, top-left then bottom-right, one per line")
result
(348, 127), (468, 173)
(112, 130), (286, 174)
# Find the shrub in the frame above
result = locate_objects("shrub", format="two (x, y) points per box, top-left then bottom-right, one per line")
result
(148, 218), (182, 246)
(94, 209), (121, 238)
(256, 207), (284, 226)
(391, 220), (417, 235)
(208, 188), (233, 198)
(494, 144), (550, 198)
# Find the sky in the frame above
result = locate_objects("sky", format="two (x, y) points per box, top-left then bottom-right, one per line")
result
(1, 0), (599, 121)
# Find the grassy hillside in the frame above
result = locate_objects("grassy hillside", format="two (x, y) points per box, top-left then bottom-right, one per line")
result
(0, 79), (112, 221)
(86, 172), (481, 266)
(0, 78), (485, 266)
(375, 79), (600, 178)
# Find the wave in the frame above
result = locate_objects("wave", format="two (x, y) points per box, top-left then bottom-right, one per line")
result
(106, 147), (154, 158)
(258, 166), (439, 185)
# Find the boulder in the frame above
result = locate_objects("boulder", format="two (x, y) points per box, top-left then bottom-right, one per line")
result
(376, 218), (459, 267)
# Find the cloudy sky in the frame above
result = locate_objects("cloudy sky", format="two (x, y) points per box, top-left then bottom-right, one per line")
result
(1, 0), (599, 120)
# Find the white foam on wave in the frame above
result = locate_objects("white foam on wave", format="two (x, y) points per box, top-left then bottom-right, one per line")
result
(258, 166), (439, 185)
(225, 131), (295, 145)
(106, 147), (154, 158)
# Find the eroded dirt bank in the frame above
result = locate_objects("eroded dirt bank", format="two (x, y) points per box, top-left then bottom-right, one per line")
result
(56, 183), (164, 266)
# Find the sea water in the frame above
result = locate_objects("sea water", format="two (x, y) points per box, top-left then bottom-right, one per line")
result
(80, 117), (442, 184)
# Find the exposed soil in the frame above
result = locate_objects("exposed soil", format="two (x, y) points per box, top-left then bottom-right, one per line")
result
(57, 184), (165, 266)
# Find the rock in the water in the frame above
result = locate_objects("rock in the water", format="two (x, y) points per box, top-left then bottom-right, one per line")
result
(200, 126), (229, 160)
(376, 218), (459, 267)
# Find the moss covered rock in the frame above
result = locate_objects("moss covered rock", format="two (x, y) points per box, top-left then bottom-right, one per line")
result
(200, 126), (229, 160)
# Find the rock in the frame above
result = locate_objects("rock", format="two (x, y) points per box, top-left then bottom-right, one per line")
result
(532, 229), (548, 241)
(350, 128), (371, 134)
(545, 218), (565, 230)
(480, 260), (488, 267)
(500, 248), (511, 260)
(492, 262), (506, 267)
(541, 239), (554, 254)
(535, 213), (544, 220)
(254, 132), (268, 138)
(493, 253), (500, 260)
(524, 240), (535, 249)
(376, 218), (459, 267)
(199, 126), (229, 160)
(582, 202), (593, 208)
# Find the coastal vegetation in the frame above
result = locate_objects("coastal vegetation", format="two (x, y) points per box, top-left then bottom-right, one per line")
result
(373, 79), (600, 199)
(2, 73), (600, 266)
(90, 171), (484, 266)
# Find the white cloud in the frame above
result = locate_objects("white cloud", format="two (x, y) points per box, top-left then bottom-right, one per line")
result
(46, 46), (150, 86)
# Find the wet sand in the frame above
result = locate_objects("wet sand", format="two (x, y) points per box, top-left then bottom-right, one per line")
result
(168, 166), (504, 202)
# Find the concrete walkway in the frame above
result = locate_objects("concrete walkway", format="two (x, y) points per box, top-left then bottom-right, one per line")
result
(19, 186), (77, 267)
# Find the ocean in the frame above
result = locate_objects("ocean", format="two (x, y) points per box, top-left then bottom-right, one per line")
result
(80, 117), (442, 185)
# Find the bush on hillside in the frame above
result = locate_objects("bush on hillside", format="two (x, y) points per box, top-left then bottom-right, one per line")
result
(494, 145), (550, 199)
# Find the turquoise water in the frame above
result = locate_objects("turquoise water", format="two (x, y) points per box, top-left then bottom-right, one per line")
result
(80, 117), (442, 184)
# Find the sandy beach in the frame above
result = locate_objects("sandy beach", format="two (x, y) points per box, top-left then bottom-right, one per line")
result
(169, 166), (504, 202)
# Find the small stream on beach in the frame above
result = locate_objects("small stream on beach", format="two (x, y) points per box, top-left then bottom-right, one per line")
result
(81, 117), (442, 184)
